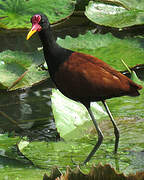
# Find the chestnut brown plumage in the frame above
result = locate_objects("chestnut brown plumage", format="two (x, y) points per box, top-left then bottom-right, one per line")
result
(27, 14), (142, 164)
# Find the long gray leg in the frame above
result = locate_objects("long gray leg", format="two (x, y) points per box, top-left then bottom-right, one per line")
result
(83, 104), (104, 164)
(102, 100), (120, 153)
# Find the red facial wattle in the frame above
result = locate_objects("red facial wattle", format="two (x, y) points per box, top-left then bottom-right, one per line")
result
(31, 23), (42, 32)
(31, 14), (42, 31)
(26, 14), (42, 40)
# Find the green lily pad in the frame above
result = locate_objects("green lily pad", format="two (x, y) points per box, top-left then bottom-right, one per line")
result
(0, 0), (75, 29)
(0, 133), (20, 158)
(57, 31), (144, 71)
(115, 0), (144, 10)
(0, 50), (48, 90)
(17, 112), (144, 171)
(120, 59), (143, 84)
(51, 89), (107, 139)
(130, 70), (143, 84)
(85, 1), (144, 28)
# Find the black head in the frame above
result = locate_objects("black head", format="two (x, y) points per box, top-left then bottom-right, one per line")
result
(26, 13), (50, 40)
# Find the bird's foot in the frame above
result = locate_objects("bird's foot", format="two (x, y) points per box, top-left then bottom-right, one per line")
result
(71, 155), (86, 167)
(37, 63), (48, 71)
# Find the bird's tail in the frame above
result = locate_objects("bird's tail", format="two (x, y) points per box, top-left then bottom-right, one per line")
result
(129, 81), (142, 96)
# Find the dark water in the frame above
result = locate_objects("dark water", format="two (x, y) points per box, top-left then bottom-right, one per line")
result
(0, 79), (60, 141)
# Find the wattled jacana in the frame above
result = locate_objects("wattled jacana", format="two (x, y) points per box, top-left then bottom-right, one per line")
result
(26, 14), (142, 164)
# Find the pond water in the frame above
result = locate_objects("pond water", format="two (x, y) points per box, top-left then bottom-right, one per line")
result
(0, 23), (144, 179)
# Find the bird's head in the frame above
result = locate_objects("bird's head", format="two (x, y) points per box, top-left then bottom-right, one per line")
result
(26, 13), (49, 40)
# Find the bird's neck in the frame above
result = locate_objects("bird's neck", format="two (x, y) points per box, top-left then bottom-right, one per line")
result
(39, 27), (57, 51)
(38, 27), (73, 79)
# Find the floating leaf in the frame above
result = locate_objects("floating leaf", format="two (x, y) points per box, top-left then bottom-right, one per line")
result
(0, 0), (75, 29)
(0, 50), (48, 90)
(18, 140), (29, 151)
(121, 59), (143, 85)
(85, 1), (144, 28)
(51, 89), (106, 139)
(130, 70), (143, 85)
(115, 0), (144, 10)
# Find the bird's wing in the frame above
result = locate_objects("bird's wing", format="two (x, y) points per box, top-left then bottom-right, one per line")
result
(54, 52), (141, 101)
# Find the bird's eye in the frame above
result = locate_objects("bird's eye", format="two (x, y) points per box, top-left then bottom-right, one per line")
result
(41, 19), (45, 23)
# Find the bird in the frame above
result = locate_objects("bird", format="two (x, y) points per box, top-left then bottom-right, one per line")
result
(26, 13), (142, 164)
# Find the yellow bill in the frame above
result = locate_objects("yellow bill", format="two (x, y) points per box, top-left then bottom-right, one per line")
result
(26, 29), (37, 40)
(26, 23), (41, 40)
